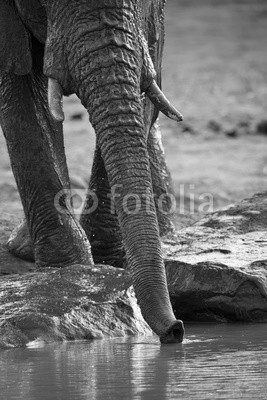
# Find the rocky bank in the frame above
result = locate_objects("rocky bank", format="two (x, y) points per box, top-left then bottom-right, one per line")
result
(1, 192), (267, 348)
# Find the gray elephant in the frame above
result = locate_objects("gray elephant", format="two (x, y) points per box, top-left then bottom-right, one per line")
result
(0, 0), (184, 343)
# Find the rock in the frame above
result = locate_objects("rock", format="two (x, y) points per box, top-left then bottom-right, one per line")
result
(181, 123), (196, 135)
(256, 120), (267, 135)
(224, 128), (238, 138)
(0, 213), (151, 348)
(236, 120), (251, 135)
(0, 263), (151, 349)
(1, 192), (267, 348)
(223, 121), (252, 138)
(207, 119), (222, 133)
(163, 192), (267, 322)
(70, 112), (84, 121)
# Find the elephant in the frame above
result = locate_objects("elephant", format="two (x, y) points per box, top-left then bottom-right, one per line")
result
(0, 0), (184, 343)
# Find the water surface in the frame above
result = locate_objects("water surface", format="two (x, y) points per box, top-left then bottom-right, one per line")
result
(1, 324), (266, 400)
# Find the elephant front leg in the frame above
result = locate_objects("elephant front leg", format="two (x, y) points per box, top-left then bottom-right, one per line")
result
(80, 146), (125, 268)
(0, 72), (92, 268)
(6, 71), (71, 263)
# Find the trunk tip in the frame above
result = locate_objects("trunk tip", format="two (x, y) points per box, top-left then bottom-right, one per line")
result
(160, 320), (185, 344)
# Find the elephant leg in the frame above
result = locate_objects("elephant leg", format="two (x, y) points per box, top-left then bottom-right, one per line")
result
(0, 69), (92, 268)
(6, 70), (71, 262)
(80, 146), (125, 268)
(148, 120), (176, 237)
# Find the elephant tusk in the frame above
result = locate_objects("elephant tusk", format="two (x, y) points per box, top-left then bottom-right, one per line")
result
(146, 80), (183, 122)
(48, 78), (64, 122)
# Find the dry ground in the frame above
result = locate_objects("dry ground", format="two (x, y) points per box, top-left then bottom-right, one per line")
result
(0, 0), (266, 229)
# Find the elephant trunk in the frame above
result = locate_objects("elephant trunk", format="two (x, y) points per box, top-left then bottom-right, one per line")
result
(85, 93), (182, 339)
(88, 85), (182, 342)
(47, 3), (184, 342)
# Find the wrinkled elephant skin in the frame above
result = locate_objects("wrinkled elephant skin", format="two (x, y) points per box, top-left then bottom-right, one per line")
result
(0, 1), (184, 343)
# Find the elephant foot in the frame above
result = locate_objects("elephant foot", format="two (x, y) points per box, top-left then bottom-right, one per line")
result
(7, 220), (35, 262)
(7, 216), (93, 269)
(91, 241), (126, 269)
(34, 214), (93, 269)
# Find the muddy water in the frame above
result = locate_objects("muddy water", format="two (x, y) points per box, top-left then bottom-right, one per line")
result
(1, 324), (267, 400)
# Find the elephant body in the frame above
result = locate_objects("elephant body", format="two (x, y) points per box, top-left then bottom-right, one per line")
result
(0, 0), (184, 343)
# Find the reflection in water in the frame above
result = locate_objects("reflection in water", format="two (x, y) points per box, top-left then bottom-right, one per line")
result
(0, 324), (267, 400)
